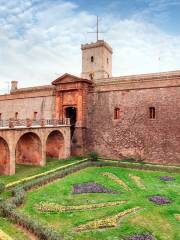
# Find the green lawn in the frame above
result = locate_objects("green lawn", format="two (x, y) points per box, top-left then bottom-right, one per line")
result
(20, 166), (180, 240)
(0, 157), (82, 185)
(0, 217), (30, 240)
(0, 156), (83, 239)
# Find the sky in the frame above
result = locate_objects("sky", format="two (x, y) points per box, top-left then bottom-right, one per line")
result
(0, 0), (180, 93)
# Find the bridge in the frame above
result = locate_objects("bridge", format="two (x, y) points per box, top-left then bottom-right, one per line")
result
(0, 119), (71, 175)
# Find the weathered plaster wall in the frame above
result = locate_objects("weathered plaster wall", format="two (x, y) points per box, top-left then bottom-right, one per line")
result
(0, 90), (55, 120)
(86, 85), (180, 164)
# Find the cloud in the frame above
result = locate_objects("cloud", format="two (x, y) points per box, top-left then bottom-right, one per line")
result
(0, 0), (180, 94)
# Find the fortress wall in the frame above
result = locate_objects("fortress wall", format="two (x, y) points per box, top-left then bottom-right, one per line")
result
(86, 84), (180, 164)
(0, 94), (55, 120)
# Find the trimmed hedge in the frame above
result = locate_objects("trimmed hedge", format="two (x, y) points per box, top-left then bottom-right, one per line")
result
(0, 183), (5, 194)
(6, 159), (88, 189)
(0, 159), (179, 240)
(0, 161), (92, 240)
(95, 160), (180, 173)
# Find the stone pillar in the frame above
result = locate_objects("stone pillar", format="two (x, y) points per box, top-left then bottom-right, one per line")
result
(40, 135), (46, 166)
(64, 127), (71, 159)
(9, 144), (15, 175)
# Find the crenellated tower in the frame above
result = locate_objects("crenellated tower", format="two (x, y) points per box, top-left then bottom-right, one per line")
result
(81, 40), (113, 80)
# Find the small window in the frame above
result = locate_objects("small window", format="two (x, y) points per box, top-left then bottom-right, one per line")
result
(15, 112), (18, 120)
(149, 107), (156, 119)
(0, 113), (2, 121)
(107, 58), (109, 64)
(114, 108), (120, 120)
(33, 112), (38, 120)
(89, 73), (94, 80)
(91, 56), (94, 63)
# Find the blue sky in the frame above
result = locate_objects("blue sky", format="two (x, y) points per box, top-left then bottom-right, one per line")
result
(0, 0), (180, 93)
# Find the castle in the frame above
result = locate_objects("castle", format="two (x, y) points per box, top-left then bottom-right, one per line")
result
(0, 40), (180, 175)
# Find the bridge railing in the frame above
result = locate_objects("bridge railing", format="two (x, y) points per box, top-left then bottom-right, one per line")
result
(0, 118), (70, 129)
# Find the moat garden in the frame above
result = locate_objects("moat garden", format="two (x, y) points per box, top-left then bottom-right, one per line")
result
(0, 157), (179, 240)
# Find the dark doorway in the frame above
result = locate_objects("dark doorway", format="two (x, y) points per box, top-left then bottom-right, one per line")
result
(65, 107), (77, 138)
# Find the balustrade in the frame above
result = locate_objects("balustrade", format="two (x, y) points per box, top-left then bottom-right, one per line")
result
(0, 118), (70, 129)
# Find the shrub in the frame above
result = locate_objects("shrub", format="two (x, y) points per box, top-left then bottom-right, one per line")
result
(88, 152), (98, 161)
(0, 161), (93, 240)
(0, 183), (5, 194)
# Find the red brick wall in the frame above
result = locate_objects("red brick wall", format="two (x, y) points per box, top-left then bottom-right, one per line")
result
(86, 86), (180, 164)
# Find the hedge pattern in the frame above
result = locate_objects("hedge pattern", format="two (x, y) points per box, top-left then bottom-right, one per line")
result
(0, 159), (178, 239)
(0, 161), (92, 240)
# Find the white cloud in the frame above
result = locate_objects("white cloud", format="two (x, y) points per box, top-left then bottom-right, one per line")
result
(0, 0), (180, 94)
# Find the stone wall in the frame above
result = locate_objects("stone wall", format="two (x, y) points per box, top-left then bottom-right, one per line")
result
(0, 93), (55, 120)
(86, 84), (180, 164)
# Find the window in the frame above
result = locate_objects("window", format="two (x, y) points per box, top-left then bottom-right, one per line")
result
(89, 73), (94, 80)
(149, 107), (156, 119)
(114, 108), (120, 120)
(33, 112), (38, 120)
(107, 58), (109, 64)
(91, 56), (94, 63)
(15, 112), (18, 120)
(0, 113), (2, 121)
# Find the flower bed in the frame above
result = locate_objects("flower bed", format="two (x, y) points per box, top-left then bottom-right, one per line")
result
(159, 176), (175, 181)
(35, 200), (126, 213)
(128, 174), (145, 190)
(73, 182), (115, 194)
(124, 233), (156, 240)
(148, 196), (170, 205)
(102, 172), (131, 191)
(5, 159), (88, 189)
(0, 161), (92, 240)
(75, 207), (141, 231)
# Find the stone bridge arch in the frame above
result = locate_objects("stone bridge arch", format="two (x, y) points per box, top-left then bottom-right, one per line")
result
(0, 125), (70, 175)
(16, 132), (42, 165)
(0, 136), (10, 175)
(46, 130), (65, 159)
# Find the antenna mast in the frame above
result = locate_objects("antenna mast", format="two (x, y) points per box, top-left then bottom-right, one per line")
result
(88, 16), (104, 42)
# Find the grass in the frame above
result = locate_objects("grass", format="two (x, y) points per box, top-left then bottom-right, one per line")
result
(0, 156), (83, 239)
(19, 166), (180, 240)
(0, 217), (30, 240)
(0, 156), (83, 185)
